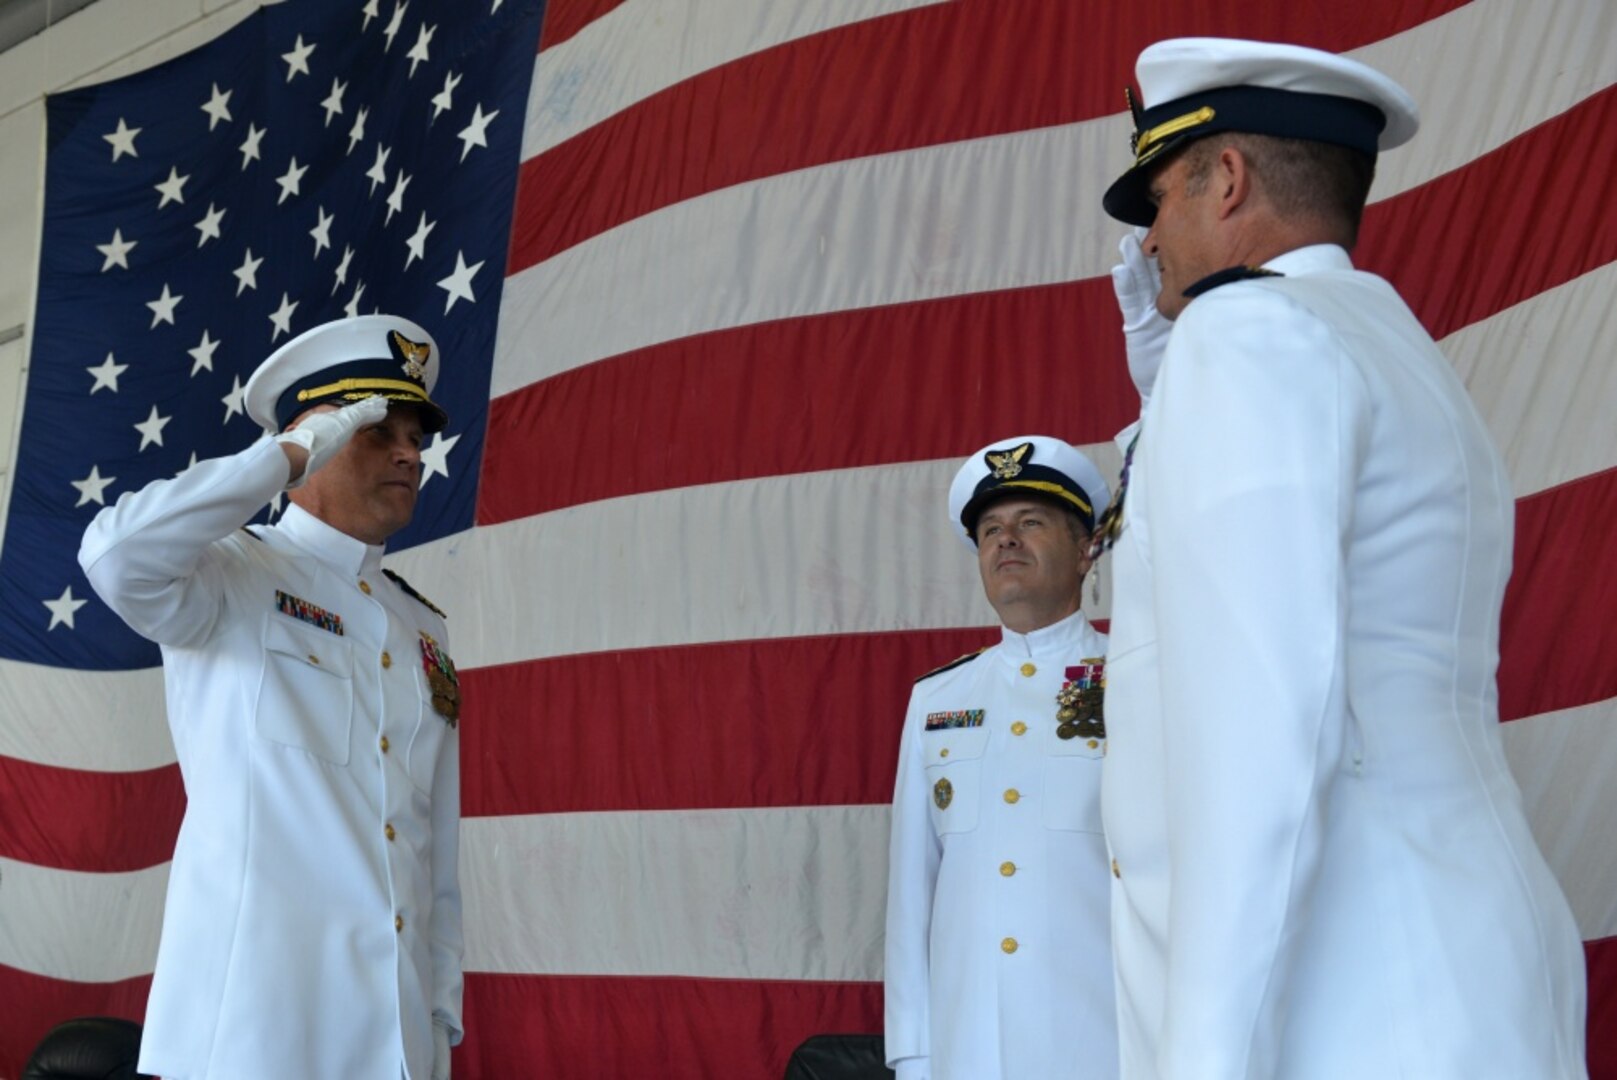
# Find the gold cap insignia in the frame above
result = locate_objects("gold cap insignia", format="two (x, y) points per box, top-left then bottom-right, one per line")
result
(986, 442), (1032, 480)
(392, 330), (431, 383)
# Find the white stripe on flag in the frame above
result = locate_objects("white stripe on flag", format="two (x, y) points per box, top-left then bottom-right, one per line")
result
(524, 0), (948, 157)
(461, 805), (890, 979)
(1448, 260), (1617, 497)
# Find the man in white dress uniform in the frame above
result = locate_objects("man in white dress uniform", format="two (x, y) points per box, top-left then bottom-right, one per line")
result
(1094, 37), (1588, 1079)
(80, 315), (464, 1080)
(885, 435), (1119, 1080)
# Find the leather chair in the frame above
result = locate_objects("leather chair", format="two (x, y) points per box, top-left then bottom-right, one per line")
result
(784, 1033), (894, 1080)
(22, 1016), (152, 1080)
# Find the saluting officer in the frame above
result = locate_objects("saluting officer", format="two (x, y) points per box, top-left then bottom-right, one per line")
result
(1094, 38), (1587, 1078)
(885, 435), (1118, 1080)
(80, 315), (464, 1080)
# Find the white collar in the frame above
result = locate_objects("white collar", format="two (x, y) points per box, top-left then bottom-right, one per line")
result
(998, 608), (1100, 661)
(274, 502), (386, 578)
(1261, 243), (1353, 277)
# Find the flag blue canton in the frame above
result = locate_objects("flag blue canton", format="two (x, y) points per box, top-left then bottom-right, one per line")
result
(0, 0), (544, 670)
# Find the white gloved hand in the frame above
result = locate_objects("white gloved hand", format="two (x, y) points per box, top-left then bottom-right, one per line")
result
(893, 1057), (929, 1080)
(1111, 228), (1172, 411)
(432, 1020), (452, 1080)
(275, 394), (389, 489)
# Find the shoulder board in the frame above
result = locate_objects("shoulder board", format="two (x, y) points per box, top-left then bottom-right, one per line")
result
(1182, 265), (1284, 299)
(915, 647), (987, 684)
(239, 525), (265, 543)
(383, 568), (447, 619)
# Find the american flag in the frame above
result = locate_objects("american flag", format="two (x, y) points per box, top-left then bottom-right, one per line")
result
(1, 0), (1614, 1077)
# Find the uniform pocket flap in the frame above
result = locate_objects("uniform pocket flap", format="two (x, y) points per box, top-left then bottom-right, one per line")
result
(264, 615), (353, 677)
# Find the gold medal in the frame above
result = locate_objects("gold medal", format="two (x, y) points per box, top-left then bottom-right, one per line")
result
(428, 668), (460, 727)
(933, 777), (953, 810)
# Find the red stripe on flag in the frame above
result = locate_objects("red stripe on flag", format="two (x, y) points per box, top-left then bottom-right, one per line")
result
(456, 971), (882, 1080)
(1360, 82), (1617, 341)
(478, 280), (1137, 524)
(1500, 466), (1617, 723)
(510, 0), (1468, 271)
(537, 0), (629, 50)
(462, 628), (996, 817)
(1590, 934), (1617, 1080)
(0, 967), (151, 1080)
(0, 757), (182, 873)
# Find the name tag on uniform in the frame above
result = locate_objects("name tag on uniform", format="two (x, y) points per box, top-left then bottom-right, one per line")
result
(275, 589), (343, 635)
(925, 709), (984, 731)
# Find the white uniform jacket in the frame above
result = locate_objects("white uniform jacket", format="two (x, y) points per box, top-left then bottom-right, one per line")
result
(79, 437), (463, 1080)
(1102, 244), (1587, 1079)
(886, 610), (1119, 1080)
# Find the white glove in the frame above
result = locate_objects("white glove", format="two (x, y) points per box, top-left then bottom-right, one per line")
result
(433, 1020), (452, 1080)
(893, 1057), (928, 1080)
(1111, 228), (1172, 411)
(275, 395), (389, 489)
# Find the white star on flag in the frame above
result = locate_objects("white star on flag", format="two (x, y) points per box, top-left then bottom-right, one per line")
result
(95, 228), (136, 271)
(194, 203), (226, 247)
(419, 430), (459, 486)
(457, 103), (498, 162)
(385, 170), (411, 224)
(311, 206), (335, 257)
(333, 245), (355, 293)
(221, 375), (247, 423)
(233, 249), (264, 296)
(269, 292), (299, 341)
(282, 34), (316, 81)
(383, 2), (408, 51)
(347, 107), (369, 154)
(43, 586), (88, 631)
(276, 156), (309, 204)
(321, 78), (347, 126)
(430, 70), (461, 122)
(406, 23), (436, 78)
(146, 283), (182, 327)
(189, 329), (221, 375)
(436, 250), (483, 313)
(153, 166), (189, 208)
(71, 465), (117, 507)
(362, 0), (380, 31)
(405, 211), (435, 269)
(201, 83), (233, 130)
(343, 281), (367, 319)
(239, 122), (266, 169)
(134, 405), (172, 450)
(86, 353), (128, 394)
(103, 117), (141, 161)
(366, 144), (391, 195)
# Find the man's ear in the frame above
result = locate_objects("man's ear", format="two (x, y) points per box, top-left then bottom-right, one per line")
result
(1215, 145), (1253, 221)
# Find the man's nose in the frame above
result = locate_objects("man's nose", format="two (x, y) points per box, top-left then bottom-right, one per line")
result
(1143, 224), (1160, 256)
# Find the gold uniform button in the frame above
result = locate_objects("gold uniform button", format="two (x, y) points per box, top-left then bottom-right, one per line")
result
(384, 823), (396, 842)
(1112, 859), (1121, 879)
(1001, 937), (1018, 954)
(380, 735), (390, 753)
(1019, 662), (1036, 677)
(999, 861), (1016, 877)
(1010, 721), (1028, 736)
(1003, 788), (1020, 805)
(307, 654), (319, 665)
(395, 915), (404, 932)
(381, 651), (392, 669)
(359, 579), (372, 595)
(1087, 739), (1100, 749)
(939, 748), (949, 759)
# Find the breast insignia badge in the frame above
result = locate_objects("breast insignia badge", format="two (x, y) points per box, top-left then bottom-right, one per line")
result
(933, 777), (954, 810)
(1056, 659), (1105, 740)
